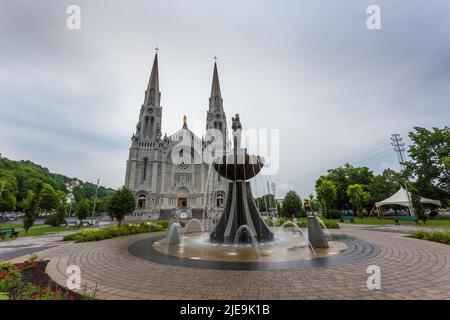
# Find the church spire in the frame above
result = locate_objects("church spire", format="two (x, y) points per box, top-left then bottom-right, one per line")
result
(210, 61), (222, 98)
(144, 52), (160, 107)
(209, 61), (223, 112)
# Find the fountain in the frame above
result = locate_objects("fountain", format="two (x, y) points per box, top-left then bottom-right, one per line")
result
(210, 114), (274, 244)
(166, 222), (181, 245)
(144, 115), (344, 268)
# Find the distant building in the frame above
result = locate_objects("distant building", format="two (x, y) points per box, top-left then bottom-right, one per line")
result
(124, 53), (229, 220)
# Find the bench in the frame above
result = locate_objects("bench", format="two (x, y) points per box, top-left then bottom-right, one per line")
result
(340, 215), (355, 223)
(0, 228), (19, 239)
(394, 215), (418, 225)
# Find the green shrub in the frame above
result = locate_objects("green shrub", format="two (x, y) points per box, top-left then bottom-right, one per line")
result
(322, 219), (340, 229)
(410, 229), (450, 245)
(157, 220), (170, 229)
(44, 213), (66, 227)
(63, 222), (168, 243)
(296, 218), (340, 229)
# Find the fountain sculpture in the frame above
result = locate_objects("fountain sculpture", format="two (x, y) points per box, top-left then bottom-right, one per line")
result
(210, 114), (274, 244)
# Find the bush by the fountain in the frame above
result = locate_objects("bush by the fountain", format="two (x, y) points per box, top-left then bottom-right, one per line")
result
(63, 222), (168, 243)
(296, 219), (340, 229)
(264, 217), (287, 227)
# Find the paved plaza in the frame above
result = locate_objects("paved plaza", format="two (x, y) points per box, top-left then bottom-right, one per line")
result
(7, 225), (450, 300)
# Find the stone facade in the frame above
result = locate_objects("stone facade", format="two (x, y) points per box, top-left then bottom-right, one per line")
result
(124, 53), (229, 220)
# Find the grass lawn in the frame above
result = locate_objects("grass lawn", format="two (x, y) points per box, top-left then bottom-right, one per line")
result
(18, 226), (87, 237)
(0, 223), (44, 230)
(336, 216), (450, 228)
(1, 223), (88, 238)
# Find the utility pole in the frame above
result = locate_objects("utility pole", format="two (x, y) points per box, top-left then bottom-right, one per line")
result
(391, 134), (413, 216)
(92, 178), (100, 223)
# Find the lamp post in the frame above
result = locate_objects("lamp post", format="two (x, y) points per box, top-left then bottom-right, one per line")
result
(67, 192), (74, 219)
(92, 179), (100, 224)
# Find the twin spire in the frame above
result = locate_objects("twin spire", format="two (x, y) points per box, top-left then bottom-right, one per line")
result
(144, 52), (223, 108)
(210, 61), (222, 99)
(144, 53), (160, 107)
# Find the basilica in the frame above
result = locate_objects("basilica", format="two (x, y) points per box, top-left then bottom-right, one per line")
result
(124, 53), (229, 220)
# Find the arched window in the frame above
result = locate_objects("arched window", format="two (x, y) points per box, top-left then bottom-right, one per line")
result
(142, 157), (148, 181)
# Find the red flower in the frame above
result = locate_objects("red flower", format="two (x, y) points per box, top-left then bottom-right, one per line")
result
(69, 295), (76, 300)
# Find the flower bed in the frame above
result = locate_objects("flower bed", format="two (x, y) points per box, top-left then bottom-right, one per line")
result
(0, 256), (91, 300)
(63, 221), (168, 243)
(410, 229), (450, 245)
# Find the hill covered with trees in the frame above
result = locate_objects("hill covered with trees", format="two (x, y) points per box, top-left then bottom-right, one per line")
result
(0, 156), (115, 213)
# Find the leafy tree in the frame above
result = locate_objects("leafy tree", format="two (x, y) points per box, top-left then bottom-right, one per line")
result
(368, 168), (402, 204)
(280, 191), (304, 218)
(346, 184), (371, 218)
(409, 185), (427, 223)
(107, 187), (136, 225)
(315, 164), (374, 210)
(255, 194), (276, 212)
(74, 199), (91, 225)
(316, 180), (337, 219)
(22, 184), (43, 232)
(0, 170), (18, 212)
(405, 126), (450, 206)
(72, 183), (115, 201)
(39, 183), (58, 213)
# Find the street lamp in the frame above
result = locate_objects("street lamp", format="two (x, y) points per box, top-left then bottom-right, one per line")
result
(92, 179), (100, 224)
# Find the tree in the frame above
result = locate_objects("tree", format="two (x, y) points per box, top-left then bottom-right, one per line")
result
(368, 168), (402, 204)
(346, 184), (371, 218)
(409, 185), (427, 224)
(255, 194), (275, 212)
(316, 180), (337, 218)
(107, 187), (136, 225)
(22, 184), (42, 232)
(0, 169), (18, 213)
(405, 126), (450, 207)
(39, 184), (58, 213)
(280, 191), (304, 218)
(315, 164), (374, 210)
(73, 199), (90, 225)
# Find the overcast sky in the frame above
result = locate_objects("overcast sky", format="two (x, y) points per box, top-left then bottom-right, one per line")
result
(1, 0), (449, 198)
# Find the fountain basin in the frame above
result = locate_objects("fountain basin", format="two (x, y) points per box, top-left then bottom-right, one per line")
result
(154, 230), (346, 263)
(213, 154), (264, 181)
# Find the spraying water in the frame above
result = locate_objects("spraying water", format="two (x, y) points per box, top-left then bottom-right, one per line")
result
(279, 221), (316, 256)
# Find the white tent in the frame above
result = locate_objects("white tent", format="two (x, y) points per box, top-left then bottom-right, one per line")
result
(375, 186), (442, 209)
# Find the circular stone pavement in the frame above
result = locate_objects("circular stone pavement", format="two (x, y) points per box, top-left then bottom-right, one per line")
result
(41, 227), (450, 300)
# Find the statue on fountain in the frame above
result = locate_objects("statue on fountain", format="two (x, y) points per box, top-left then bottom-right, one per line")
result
(210, 114), (274, 244)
